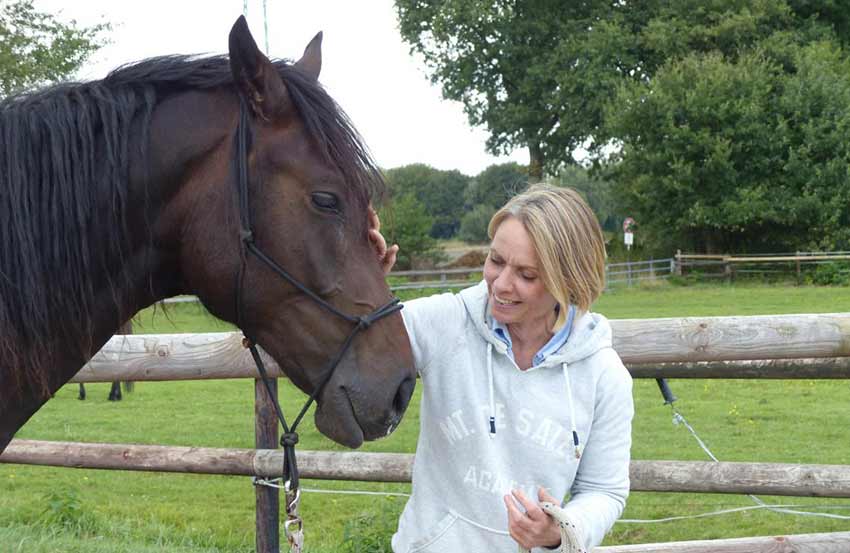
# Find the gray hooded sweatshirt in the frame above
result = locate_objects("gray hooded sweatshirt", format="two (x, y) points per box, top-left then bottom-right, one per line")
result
(392, 281), (633, 553)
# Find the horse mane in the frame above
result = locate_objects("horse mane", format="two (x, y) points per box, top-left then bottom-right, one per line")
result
(0, 54), (385, 395)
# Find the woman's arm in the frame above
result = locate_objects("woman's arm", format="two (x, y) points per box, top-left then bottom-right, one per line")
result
(366, 205), (465, 375)
(561, 354), (634, 549)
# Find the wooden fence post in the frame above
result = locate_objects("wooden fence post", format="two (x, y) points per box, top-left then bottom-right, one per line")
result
(255, 378), (279, 553)
(675, 249), (682, 276)
(796, 251), (802, 285)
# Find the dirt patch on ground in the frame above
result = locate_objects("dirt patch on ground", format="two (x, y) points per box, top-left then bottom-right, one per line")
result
(443, 248), (488, 268)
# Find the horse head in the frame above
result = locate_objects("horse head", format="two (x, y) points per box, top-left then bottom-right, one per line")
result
(153, 18), (415, 447)
(0, 17), (414, 454)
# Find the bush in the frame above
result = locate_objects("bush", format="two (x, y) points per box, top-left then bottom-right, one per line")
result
(806, 262), (850, 286)
(458, 204), (495, 243)
(379, 193), (442, 270)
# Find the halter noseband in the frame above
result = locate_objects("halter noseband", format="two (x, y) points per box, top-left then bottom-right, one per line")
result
(232, 98), (403, 493)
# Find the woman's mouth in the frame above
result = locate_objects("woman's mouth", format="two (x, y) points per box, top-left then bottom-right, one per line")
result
(494, 295), (520, 306)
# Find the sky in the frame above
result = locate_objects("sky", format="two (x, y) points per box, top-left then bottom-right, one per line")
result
(32, 0), (528, 176)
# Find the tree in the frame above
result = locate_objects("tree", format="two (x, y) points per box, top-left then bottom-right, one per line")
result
(384, 164), (470, 239)
(606, 40), (850, 253)
(458, 204), (495, 243)
(395, 1), (589, 179)
(464, 162), (527, 211)
(395, 1), (848, 179)
(378, 192), (441, 270)
(556, 165), (618, 234)
(0, 0), (108, 97)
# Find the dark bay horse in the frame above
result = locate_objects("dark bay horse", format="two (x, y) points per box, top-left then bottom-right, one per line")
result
(0, 17), (415, 453)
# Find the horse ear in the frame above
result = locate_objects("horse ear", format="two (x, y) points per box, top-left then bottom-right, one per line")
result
(294, 31), (322, 81)
(228, 16), (291, 120)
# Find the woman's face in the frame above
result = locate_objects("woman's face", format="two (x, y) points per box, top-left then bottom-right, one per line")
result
(483, 217), (557, 329)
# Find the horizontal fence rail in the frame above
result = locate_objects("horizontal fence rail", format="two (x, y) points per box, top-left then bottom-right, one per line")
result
(628, 357), (850, 379)
(596, 532), (850, 553)
(4, 441), (850, 497)
(70, 313), (850, 383)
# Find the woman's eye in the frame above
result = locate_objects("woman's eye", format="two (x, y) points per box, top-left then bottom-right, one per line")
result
(311, 192), (340, 212)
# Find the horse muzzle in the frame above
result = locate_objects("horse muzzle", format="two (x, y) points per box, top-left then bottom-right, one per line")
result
(314, 367), (416, 448)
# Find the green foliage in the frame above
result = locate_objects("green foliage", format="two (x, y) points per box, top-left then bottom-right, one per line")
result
(38, 488), (96, 535)
(394, 1), (834, 175)
(0, 0), (109, 97)
(458, 203), (495, 243)
(805, 261), (850, 286)
(395, 1), (603, 176)
(464, 162), (527, 210)
(606, 38), (850, 253)
(378, 192), (441, 269)
(339, 497), (402, 553)
(555, 165), (619, 233)
(384, 164), (469, 239)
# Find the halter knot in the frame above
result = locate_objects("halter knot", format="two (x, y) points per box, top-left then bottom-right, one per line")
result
(356, 315), (372, 330)
(240, 228), (254, 243)
(280, 432), (299, 448)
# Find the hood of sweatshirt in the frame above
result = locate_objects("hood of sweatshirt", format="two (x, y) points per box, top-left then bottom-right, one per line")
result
(458, 281), (615, 456)
(458, 281), (613, 369)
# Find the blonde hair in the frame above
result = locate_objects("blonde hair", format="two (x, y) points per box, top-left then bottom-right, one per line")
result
(487, 183), (606, 329)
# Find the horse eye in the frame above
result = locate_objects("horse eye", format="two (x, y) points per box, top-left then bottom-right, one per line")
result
(311, 192), (340, 212)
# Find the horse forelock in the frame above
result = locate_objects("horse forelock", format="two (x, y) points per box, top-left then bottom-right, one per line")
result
(0, 53), (384, 396)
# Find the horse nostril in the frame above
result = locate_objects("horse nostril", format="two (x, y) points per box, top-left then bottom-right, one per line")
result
(393, 375), (415, 415)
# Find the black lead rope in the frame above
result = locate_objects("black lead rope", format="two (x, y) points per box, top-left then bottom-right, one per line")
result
(231, 98), (403, 493)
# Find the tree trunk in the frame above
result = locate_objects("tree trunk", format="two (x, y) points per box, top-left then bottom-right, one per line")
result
(528, 141), (544, 182)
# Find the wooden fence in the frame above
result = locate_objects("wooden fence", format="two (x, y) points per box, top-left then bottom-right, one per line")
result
(3, 313), (850, 552)
(162, 250), (850, 301)
(387, 258), (675, 292)
(675, 250), (850, 283)
(386, 250), (850, 292)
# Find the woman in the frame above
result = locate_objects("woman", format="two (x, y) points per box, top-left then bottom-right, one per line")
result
(369, 184), (633, 553)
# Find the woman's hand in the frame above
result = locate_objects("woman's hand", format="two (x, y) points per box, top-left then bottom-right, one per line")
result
(504, 487), (562, 550)
(367, 206), (398, 276)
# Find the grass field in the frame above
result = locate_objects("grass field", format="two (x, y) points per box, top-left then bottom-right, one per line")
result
(2, 281), (850, 552)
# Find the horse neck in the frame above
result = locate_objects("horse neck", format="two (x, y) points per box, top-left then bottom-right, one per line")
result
(122, 89), (238, 308)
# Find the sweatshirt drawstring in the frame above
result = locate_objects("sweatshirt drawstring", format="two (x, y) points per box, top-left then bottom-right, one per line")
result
(562, 362), (582, 459)
(487, 342), (496, 436)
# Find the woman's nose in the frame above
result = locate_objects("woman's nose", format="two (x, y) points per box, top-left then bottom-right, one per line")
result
(493, 268), (513, 292)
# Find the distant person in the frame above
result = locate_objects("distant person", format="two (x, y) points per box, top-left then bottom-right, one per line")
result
(368, 184), (633, 552)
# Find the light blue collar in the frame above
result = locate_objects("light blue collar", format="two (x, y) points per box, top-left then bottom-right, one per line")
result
(491, 304), (576, 366)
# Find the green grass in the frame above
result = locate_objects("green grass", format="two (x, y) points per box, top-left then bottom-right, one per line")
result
(2, 282), (850, 551)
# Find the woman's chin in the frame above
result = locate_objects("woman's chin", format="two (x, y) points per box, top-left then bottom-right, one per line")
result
(490, 303), (522, 324)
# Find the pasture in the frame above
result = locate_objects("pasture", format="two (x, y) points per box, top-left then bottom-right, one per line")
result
(2, 282), (850, 552)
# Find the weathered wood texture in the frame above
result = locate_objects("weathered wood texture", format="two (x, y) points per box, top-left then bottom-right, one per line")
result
(611, 313), (850, 364)
(254, 379), (279, 553)
(70, 313), (850, 383)
(628, 357), (850, 379)
(631, 460), (850, 497)
(4, 441), (850, 497)
(595, 531), (850, 552)
(72, 332), (285, 382)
